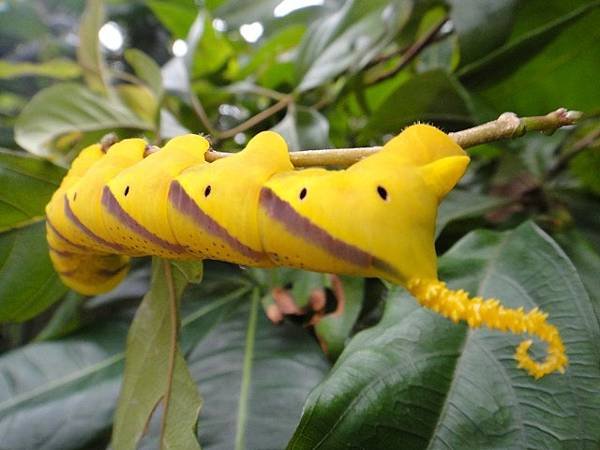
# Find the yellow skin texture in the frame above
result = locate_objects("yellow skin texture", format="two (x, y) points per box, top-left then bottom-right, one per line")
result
(45, 124), (567, 378)
(104, 134), (210, 258)
(45, 143), (130, 295)
(260, 125), (468, 283)
(170, 131), (292, 265)
(64, 138), (147, 252)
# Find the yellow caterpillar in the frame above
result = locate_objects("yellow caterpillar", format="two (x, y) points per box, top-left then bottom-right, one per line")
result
(45, 125), (567, 379)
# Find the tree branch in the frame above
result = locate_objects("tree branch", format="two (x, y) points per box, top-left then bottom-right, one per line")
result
(189, 92), (293, 143)
(364, 17), (449, 86)
(215, 95), (294, 141)
(204, 108), (582, 167)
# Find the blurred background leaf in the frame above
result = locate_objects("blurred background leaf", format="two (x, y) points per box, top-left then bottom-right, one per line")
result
(0, 0), (598, 448)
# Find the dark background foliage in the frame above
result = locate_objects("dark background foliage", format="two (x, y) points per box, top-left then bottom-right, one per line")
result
(0, 0), (598, 449)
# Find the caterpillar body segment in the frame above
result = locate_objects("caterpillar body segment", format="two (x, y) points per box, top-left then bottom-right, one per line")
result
(259, 125), (469, 284)
(169, 131), (292, 266)
(103, 134), (210, 259)
(45, 142), (131, 295)
(45, 124), (568, 377)
(63, 138), (148, 254)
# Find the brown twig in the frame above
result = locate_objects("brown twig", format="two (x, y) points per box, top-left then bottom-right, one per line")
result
(546, 127), (600, 179)
(189, 92), (218, 136)
(204, 108), (582, 167)
(189, 92), (293, 142)
(215, 95), (294, 141)
(364, 17), (449, 86)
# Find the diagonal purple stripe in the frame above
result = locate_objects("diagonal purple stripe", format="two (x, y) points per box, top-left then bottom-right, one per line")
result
(46, 218), (90, 252)
(101, 186), (187, 254)
(259, 187), (399, 277)
(63, 195), (125, 252)
(48, 245), (75, 257)
(168, 180), (265, 261)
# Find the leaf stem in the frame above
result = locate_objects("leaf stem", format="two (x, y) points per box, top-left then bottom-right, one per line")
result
(235, 288), (260, 450)
(546, 126), (600, 179)
(160, 260), (179, 449)
(190, 91), (219, 136)
(215, 95), (294, 142)
(364, 17), (449, 85)
(189, 92), (294, 143)
(205, 108), (582, 166)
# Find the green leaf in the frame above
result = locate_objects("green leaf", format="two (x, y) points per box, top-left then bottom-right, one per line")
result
(34, 291), (85, 341)
(449, 0), (518, 68)
(147, 0), (198, 39)
(570, 145), (600, 195)
(363, 70), (472, 140)
(186, 289), (330, 449)
(214, 0), (285, 30)
(0, 1), (46, 41)
(14, 83), (152, 160)
(237, 25), (306, 80)
(296, 0), (413, 91)
(112, 259), (201, 450)
(0, 59), (81, 80)
(554, 230), (600, 323)
(551, 190), (600, 250)
(459, 2), (600, 116)
(288, 222), (600, 448)
(436, 189), (511, 238)
(271, 106), (330, 151)
(77, 0), (111, 95)
(0, 319), (129, 450)
(190, 15), (235, 78)
(0, 222), (68, 322)
(116, 84), (159, 125)
(0, 149), (65, 232)
(0, 266), (247, 450)
(124, 49), (164, 101)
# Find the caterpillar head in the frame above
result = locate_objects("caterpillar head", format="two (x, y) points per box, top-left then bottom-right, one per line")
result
(260, 124), (469, 285)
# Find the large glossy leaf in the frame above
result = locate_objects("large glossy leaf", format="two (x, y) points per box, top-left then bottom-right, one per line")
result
(14, 83), (152, 160)
(186, 290), (331, 449)
(363, 70), (472, 140)
(0, 149), (64, 232)
(435, 189), (510, 238)
(0, 271), (250, 450)
(448, 0), (518, 68)
(554, 230), (600, 323)
(112, 259), (203, 450)
(288, 222), (600, 449)
(295, 0), (413, 91)
(0, 319), (129, 450)
(459, 2), (600, 116)
(0, 222), (67, 323)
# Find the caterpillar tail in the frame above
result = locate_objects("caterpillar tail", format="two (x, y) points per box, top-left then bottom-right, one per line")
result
(407, 278), (568, 379)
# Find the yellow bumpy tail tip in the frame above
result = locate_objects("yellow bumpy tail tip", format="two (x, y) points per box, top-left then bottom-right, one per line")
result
(407, 278), (568, 379)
